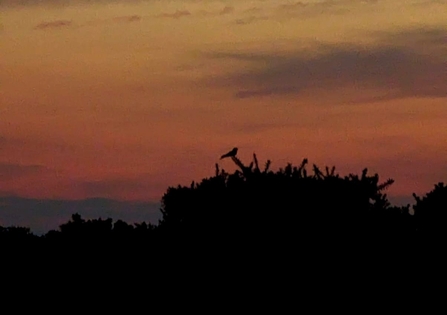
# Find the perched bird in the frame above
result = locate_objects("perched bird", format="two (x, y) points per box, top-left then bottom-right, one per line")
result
(220, 147), (238, 159)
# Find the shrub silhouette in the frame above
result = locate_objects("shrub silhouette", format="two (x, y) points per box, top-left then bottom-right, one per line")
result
(413, 182), (447, 241)
(2, 152), (446, 263)
(5, 153), (447, 291)
(158, 154), (401, 255)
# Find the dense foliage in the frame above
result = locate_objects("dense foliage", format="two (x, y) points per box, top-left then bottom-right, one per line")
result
(1, 154), (446, 256)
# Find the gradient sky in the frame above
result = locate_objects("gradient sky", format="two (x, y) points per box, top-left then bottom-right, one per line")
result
(1, 0), (447, 211)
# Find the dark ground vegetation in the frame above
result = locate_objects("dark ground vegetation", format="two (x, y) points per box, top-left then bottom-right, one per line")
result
(2, 154), (446, 295)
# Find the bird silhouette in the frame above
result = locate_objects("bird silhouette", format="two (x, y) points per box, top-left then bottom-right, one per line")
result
(220, 147), (238, 159)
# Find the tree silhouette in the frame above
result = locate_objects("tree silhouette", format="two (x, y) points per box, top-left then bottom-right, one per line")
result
(2, 151), (447, 272)
(158, 154), (400, 256)
(413, 182), (447, 242)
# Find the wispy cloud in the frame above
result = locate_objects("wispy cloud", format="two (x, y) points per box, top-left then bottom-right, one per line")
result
(202, 26), (447, 103)
(233, 0), (376, 25)
(235, 15), (269, 25)
(219, 6), (235, 15)
(235, 87), (297, 98)
(73, 174), (168, 201)
(32, 14), (141, 31)
(80, 178), (147, 195)
(275, 1), (350, 18)
(372, 27), (447, 51)
(261, 0), (383, 21)
(243, 7), (263, 14)
(157, 10), (191, 19)
(412, 0), (447, 6)
(0, 163), (47, 180)
(34, 20), (72, 30)
(197, 5), (236, 18)
(2, 0), (144, 8)
(113, 15), (142, 23)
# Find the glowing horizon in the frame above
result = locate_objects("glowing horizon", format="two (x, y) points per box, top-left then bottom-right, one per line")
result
(2, 0), (447, 204)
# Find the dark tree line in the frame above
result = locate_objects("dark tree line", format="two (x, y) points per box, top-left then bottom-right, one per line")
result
(2, 154), (447, 259)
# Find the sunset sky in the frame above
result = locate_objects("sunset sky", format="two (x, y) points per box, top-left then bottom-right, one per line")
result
(1, 0), (447, 231)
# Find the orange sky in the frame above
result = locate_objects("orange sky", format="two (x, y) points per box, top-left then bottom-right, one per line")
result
(1, 0), (447, 205)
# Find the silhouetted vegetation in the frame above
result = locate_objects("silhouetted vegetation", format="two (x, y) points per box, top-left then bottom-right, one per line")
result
(2, 154), (447, 268)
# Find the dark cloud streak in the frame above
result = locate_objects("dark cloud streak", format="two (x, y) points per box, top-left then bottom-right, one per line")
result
(34, 20), (72, 29)
(0, 163), (47, 180)
(219, 6), (234, 15)
(2, 0), (144, 8)
(274, 0), (353, 19)
(235, 15), (269, 25)
(113, 15), (141, 23)
(157, 10), (191, 19)
(203, 27), (447, 103)
(73, 175), (167, 200)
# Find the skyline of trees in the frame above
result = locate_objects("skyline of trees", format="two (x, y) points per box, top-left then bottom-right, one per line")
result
(1, 153), (446, 242)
